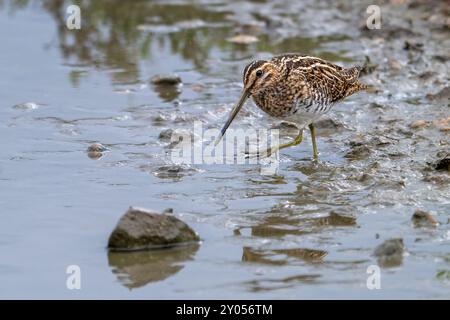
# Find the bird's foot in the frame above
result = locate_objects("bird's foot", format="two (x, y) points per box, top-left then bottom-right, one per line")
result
(244, 147), (276, 160)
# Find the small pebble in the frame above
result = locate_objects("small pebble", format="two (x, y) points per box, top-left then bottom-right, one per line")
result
(403, 40), (424, 51)
(154, 165), (196, 179)
(190, 83), (205, 92)
(162, 208), (174, 214)
(374, 238), (405, 267)
(410, 120), (430, 129)
(151, 74), (182, 86)
(326, 211), (357, 226)
(412, 209), (439, 227)
(433, 117), (450, 132)
(374, 238), (404, 257)
(417, 71), (435, 81)
(369, 102), (385, 109)
(158, 129), (174, 141)
(345, 145), (372, 160)
(87, 143), (107, 152)
(434, 156), (450, 171)
(426, 87), (450, 101)
(87, 143), (107, 160)
(388, 59), (402, 71)
(13, 102), (39, 110)
(227, 34), (259, 44)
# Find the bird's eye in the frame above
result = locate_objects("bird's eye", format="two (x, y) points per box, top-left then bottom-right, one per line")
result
(256, 69), (263, 77)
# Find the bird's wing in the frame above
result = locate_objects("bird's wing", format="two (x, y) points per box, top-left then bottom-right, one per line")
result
(271, 54), (365, 102)
(289, 58), (360, 103)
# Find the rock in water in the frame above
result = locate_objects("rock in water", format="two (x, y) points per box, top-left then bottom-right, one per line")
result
(13, 102), (39, 110)
(87, 143), (107, 152)
(151, 74), (182, 85)
(158, 128), (174, 141)
(345, 144), (372, 160)
(374, 238), (405, 268)
(412, 209), (439, 227)
(108, 207), (200, 251)
(87, 143), (107, 160)
(433, 156), (450, 171)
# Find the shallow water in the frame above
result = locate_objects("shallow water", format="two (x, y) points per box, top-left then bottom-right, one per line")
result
(0, 0), (449, 299)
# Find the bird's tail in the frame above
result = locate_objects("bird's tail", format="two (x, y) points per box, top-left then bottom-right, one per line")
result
(357, 82), (378, 93)
(345, 81), (378, 97)
(355, 65), (378, 93)
(343, 65), (379, 97)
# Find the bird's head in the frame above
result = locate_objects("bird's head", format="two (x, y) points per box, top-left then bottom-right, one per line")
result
(215, 60), (279, 144)
(243, 59), (279, 95)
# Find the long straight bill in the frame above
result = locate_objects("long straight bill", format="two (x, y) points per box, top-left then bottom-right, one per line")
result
(214, 89), (250, 146)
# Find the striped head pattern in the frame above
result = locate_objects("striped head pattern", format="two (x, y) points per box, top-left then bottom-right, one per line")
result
(242, 60), (280, 95)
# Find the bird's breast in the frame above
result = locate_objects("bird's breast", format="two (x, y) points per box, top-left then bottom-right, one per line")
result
(252, 88), (297, 117)
(251, 86), (333, 127)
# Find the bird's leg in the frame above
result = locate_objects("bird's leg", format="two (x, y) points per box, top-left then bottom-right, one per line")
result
(262, 128), (304, 158)
(308, 123), (319, 160)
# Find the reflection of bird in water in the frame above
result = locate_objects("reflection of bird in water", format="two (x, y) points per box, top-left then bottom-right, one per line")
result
(216, 54), (372, 159)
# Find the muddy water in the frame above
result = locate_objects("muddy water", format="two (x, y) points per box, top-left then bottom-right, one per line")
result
(0, 0), (449, 299)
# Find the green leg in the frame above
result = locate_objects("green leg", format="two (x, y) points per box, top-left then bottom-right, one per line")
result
(308, 123), (319, 160)
(264, 129), (304, 157)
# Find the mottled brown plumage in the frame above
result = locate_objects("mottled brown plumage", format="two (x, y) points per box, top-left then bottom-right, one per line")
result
(244, 54), (367, 120)
(217, 53), (370, 159)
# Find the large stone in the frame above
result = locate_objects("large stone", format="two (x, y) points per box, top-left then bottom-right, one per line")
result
(108, 207), (200, 251)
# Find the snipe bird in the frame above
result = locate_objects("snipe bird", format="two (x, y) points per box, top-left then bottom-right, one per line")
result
(216, 54), (370, 159)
